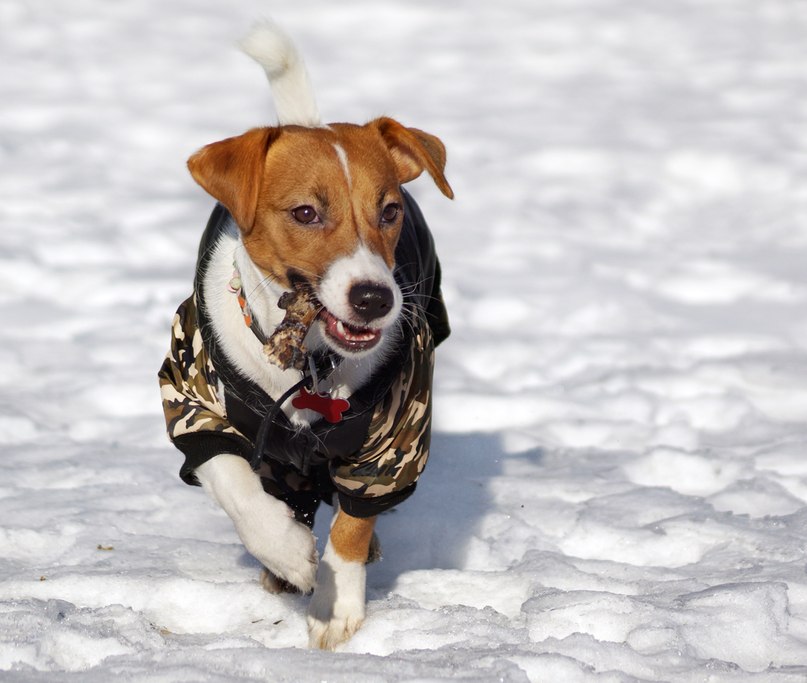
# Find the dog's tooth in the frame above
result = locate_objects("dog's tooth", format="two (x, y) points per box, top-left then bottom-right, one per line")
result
(336, 320), (346, 337)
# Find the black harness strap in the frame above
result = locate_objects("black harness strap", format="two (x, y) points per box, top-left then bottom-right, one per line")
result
(249, 374), (312, 472)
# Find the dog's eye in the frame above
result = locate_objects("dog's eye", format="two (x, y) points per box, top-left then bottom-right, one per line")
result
(291, 205), (321, 225)
(380, 203), (401, 224)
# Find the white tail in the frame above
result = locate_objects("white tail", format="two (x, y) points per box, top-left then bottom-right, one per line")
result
(239, 21), (322, 127)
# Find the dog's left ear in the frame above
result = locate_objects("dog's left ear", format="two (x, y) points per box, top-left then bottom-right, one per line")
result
(373, 118), (454, 199)
(187, 127), (281, 231)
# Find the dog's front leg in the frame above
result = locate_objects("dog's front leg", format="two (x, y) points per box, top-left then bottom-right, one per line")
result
(307, 506), (376, 650)
(195, 454), (317, 592)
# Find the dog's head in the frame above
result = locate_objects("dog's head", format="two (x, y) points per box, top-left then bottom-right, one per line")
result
(188, 118), (452, 358)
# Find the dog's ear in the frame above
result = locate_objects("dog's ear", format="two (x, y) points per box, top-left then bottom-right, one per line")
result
(373, 117), (454, 199)
(187, 127), (280, 231)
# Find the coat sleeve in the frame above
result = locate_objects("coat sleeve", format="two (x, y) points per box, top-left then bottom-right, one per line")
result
(329, 321), (435, 517)
(157, 295), (253, 485)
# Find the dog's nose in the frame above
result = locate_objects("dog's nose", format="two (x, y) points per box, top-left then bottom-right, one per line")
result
(349, 282), (394, 323)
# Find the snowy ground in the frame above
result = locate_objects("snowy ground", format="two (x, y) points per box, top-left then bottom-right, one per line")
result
(2, 0), (807, 680)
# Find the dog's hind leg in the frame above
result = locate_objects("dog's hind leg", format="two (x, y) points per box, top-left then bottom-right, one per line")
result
(307, 505), (377, 649)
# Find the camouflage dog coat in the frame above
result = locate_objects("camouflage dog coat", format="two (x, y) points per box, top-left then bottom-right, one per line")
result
(158, 191), (449, 526)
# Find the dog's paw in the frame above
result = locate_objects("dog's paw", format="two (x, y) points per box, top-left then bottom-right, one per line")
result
(233, 497), (318, 593)
(307, 612), (364, 650)
(306, 547), (366, 650)
(254, 516), (318, 593)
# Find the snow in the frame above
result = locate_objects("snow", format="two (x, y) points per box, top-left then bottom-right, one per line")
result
(2, 0), (807, 680)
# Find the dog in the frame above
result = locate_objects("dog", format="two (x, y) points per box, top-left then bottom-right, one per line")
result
(158, 22), (452, 649)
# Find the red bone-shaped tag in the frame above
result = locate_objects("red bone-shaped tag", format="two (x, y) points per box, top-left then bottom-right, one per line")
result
(292, 387), (350, 424)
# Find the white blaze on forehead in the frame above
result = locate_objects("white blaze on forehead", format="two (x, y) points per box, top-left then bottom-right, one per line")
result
(332, 143), (352, 189)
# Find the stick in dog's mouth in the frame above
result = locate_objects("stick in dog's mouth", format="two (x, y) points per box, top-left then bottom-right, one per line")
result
(263, 287), (322, 371)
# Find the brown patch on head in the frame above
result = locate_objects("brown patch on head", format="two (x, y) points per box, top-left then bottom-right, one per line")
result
(187, 119), (452, 288)
(239, 124), (408, 286)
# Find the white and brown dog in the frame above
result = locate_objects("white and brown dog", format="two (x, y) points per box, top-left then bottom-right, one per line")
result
(158, 22), (452, 649)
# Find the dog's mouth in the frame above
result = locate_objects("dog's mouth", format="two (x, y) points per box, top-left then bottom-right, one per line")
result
(318, 308), (383, 353)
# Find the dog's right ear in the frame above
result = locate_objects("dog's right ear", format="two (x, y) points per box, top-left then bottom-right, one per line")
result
(187, 127), (280, 232)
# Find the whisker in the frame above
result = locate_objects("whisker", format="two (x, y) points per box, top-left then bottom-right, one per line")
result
(248, 274), (278, 300)
(400, 287), (447, 308)
(396, 303), (425, 340)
